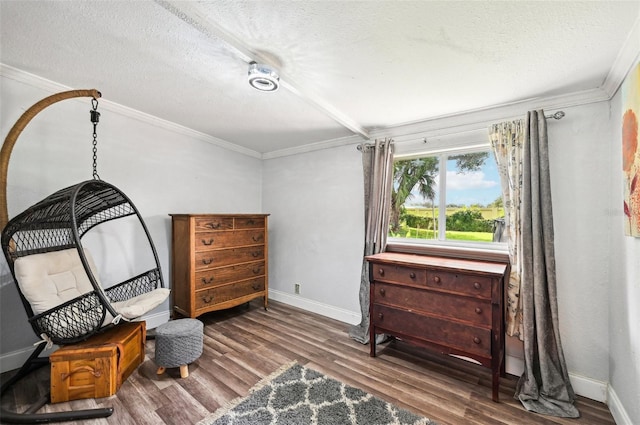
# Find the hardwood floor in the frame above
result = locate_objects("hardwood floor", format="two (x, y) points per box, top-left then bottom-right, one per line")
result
(1, 300), (615, 424)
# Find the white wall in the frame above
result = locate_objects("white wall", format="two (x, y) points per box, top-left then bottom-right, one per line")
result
(608, 73), (640, 425)
(0, 75), (263, 369)
(262, 144), (364, 323)
(547, 101), (613, 388)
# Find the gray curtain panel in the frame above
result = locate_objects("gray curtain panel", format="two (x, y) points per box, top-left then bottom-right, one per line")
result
(514, 110), (579, 418)
(349, 138), (394, 344)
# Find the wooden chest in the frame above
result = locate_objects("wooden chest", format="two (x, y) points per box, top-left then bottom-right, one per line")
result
(50, 321), (146, 403)
(367, 252), (508, 402)
(169, 214), (269, 318)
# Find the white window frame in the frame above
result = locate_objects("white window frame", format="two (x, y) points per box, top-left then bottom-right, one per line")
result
(387, 133), (508, 260)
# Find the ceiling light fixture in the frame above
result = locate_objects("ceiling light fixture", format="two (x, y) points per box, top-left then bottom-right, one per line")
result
(248, 61), (280, 92)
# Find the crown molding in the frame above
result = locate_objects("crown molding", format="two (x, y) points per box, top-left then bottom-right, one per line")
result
(262, 133), (363, 160)
(602, 14), (640, 98)
(0, 63), (263, 159)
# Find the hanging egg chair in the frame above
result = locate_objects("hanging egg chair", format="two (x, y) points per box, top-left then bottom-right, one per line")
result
(0, 89), (169, 423)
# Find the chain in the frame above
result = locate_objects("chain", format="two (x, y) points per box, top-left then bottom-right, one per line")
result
(90, 98), (101, 180)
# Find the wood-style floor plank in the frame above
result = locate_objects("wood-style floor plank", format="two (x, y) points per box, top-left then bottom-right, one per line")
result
(1, 300), (616, 425)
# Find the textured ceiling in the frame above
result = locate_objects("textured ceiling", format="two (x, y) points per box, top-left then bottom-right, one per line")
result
(1, 1), (639, 154)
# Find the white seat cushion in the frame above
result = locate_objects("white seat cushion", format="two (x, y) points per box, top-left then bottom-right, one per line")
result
(110, 288), (170, 319)
(14, 248), (169, 322)
(14, 248), (102, 315)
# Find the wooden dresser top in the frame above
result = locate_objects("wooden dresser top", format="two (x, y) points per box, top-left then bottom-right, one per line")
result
(366, 252), (508, 276)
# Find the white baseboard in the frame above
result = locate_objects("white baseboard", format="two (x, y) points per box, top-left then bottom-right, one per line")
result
(268, 289), (361, 325)
(608, 385), (633, 425)
(0, 311), (170, 374)
(568, 372), (608, 404)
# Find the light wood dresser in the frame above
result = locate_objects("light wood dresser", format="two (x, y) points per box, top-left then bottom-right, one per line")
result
(367, 252), (508, 401)
(169, 214), (269, 318)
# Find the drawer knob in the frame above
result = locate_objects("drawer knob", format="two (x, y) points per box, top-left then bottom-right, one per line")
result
(475, 307), (482, 314)
(473, 337), (481, 344)
(202, 295), (214, 303)
(252, 235), (262, 242)
(252, 251), (260, 257)
(473, 282), (481, 290)
(252, 267), (262, 274)
(202, 258), (213, 265)
(378, 268), (385, 276)
(201, 277), (214, 285)
(378, 313), (384, 320)
(202, 238), (214, 246)
(252, 283), (261, 290)
(409, 272), (416, 279)
(433, 276), (441, 284)
(379, 288), (386, 296)
(206, 222), (221, 229)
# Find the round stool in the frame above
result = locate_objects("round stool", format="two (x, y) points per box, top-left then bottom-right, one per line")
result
(154, 318), (203, 378)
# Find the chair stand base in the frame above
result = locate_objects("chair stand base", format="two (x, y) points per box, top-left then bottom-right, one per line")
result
(156, 365), (189, 378)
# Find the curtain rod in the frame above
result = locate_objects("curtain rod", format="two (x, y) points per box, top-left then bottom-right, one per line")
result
(356, 110), (566, 151)
(545, 111), (565, 120)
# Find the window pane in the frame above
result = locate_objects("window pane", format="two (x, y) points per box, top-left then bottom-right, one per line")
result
(389, 148), (504, 245)
(444, 151), (502, 243)
(390, 156), (439, 240)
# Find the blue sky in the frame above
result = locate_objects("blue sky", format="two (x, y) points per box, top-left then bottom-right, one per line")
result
(406, 153), (502, 207)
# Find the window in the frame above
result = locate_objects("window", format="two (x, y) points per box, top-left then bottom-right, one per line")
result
(388, 145), (506, 249)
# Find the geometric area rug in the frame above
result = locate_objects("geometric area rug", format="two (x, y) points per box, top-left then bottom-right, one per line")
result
(197, 362), (437, 425)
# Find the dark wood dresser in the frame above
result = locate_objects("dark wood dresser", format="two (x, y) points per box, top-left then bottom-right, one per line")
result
(367, 252), (508, 401)
(169, 214), (269, 318)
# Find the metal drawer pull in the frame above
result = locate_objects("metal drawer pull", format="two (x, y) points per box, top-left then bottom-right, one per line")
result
(433, 276), (441, 284)
(252, 283), (261, 290)
(473, 282), (481, 290)
(252, 235), (262, 242)
(378, 313), (384, 320)
(473, 337), (481, 344)
(247, 219), (255, 225)
(475, 307), (482, 314)
(378, 268), (385, 276)
(379, 288), (386, 296)
(206, 222), (221, 229)
(252, 267), (262, 274)
(202, 295), (214, 303)
(252, 251), (260, 257)
(202, 258), (213, 265)
(409, 272), (416, 279)
(201, 277), (214, 285)
(202, 238), (214, 245)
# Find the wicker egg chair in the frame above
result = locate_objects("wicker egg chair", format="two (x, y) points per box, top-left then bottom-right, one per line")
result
(0, 90), (169, 423)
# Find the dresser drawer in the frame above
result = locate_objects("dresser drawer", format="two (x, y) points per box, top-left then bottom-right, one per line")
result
(195, 229), (265, 250)
(195, 246), (265, 270)
(234, 217), (266, 229)
(371, 304), (491, 357)
(426, 270), (492, 299)
(196, 277), (265, 310)
(195, 217), (234, 232)
(195, 261), (265, 289)
(370, 263), (425, 285)
(373, 282), (491, 327)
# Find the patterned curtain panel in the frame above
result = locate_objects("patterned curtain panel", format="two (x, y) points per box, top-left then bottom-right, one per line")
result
(349, 138), (394, 344)
(489, 119), (525, 339)
(491, 111), (578, 417)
